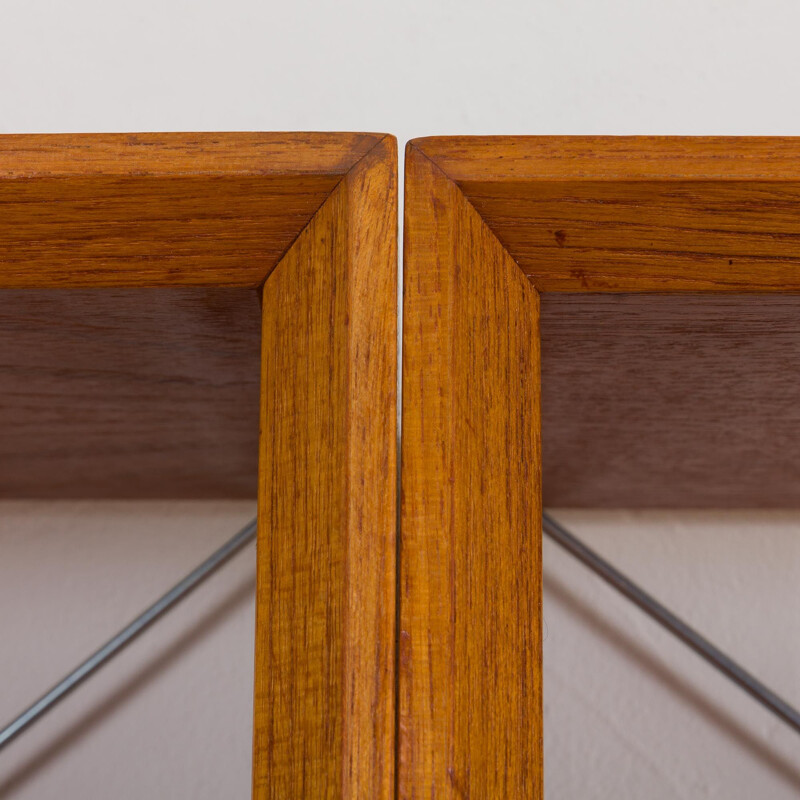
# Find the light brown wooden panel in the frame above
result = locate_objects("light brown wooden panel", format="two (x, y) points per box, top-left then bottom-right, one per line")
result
(254, 136), (396, 799)
(541, 294), (800, 507)
(413, 136), (800, 292)
(0, 288), (261, 498)
(0, 132), (381, 287)
(401, 144), (542, 797)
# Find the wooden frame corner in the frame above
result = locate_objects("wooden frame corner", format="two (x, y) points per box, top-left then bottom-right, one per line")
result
(0, 132), (398, 797)
(402, 134), (800, 798)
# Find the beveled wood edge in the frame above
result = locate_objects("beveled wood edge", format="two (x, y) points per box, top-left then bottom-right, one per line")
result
(409, 135), (800, 181)
(260, 134), (397, 290)
(0, 132), (384, 177)
(404, 138), (516, 274)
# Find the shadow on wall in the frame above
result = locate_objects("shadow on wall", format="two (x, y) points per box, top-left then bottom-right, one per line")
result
(7, 567), (798, 793)
(0, 575), (256, 798)
(543, 571), (800, 791)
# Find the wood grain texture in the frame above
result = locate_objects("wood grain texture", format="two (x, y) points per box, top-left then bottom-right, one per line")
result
(254, 135), (396, 799)
(0, 288), (261, 497)
(412, 136), (800, 291)
(0, 132), (381, 287)
(541, 294), (800, 507)
(0, 132), (388, 498)
(401, 144), (543, 798)
(10, 291), (797, 504)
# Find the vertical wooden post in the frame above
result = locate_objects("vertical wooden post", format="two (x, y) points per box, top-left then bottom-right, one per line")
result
(400, 144), (543, 798)
(253, 136), (397, 799)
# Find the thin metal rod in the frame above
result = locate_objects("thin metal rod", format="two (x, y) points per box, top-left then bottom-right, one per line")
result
(0, 516), (258, 752)
(543, 512), (800, 736)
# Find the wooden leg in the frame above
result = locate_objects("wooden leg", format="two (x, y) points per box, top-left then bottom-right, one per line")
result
(400, 144), (543, 798)
(253, 137), (397, 799)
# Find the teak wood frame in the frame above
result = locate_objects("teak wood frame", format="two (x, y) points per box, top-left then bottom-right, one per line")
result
(401, 136), (800, 799)
(7, 134), (799, 799)
(0, 133), (397, 798)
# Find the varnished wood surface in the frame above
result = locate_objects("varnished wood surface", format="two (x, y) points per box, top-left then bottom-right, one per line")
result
(254, 136), (396, 798)
(401, 144), (543, 798)
(0, 132), (382, 287)
(412, 137), (800, 291)
(410, 136), (800, 181)
(0, 288), (260, 497)
(0, 132), (380, 176)
(541, 294), (800, 507)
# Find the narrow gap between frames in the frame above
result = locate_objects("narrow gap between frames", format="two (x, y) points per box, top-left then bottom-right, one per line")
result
(393, 141), (408, 800)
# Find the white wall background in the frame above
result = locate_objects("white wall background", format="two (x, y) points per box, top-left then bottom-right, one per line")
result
(0, 503), (257, 798)
(2, 1), (800, 797)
